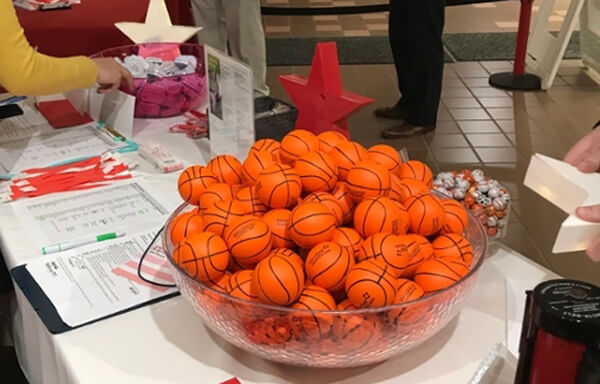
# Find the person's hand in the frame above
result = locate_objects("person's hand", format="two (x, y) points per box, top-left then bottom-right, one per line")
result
(92, 58), (134, 94)
(576, 205), (600, 261)
(564, 127), (600, 173)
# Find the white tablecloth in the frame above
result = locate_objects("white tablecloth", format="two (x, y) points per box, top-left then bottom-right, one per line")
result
(0, 118), (558, 384)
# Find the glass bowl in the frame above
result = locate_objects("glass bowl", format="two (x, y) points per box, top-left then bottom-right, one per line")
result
(91, 43), (207, 118)
(162, 202), (487, 368)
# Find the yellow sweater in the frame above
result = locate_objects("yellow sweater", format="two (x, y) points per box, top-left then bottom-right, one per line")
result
(0, 0), (97, 95)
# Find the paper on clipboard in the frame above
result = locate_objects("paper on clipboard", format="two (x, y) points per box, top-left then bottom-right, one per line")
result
(524, 153), (600, 253)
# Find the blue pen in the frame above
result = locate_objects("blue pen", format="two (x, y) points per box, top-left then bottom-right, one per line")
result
(0, 96), (26, 106)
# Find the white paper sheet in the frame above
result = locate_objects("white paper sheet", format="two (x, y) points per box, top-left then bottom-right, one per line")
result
(11, 179), (178, 247)
(205, 45), (255, 160)
(0, 124), (126, 175)
(24, 230), (177, 327)
(89, 90), (136, 139)
(0, 104), (53, 143)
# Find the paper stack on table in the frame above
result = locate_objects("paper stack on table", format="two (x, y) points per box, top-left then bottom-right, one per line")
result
(524, 153), (600, 253)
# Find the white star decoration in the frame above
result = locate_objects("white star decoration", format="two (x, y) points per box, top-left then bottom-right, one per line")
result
(115, 0), (201, 44)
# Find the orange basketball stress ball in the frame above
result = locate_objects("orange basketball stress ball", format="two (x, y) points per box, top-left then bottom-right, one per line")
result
(295, 151), (338, 193)
(280, 129), (319, 165)
(169, 211), (204, 245)
(392, 200), (411, 235)
(332, 182), (355, 224)
(331, 227), (362, 259)
(173, 232), (230, 282)
(398, 160), (433, 187)
(303, 192), (344, 226)
(197, 183), (236, 213)
(387, 279), (425, 326)
(396, 178), (430, 203)
(397, 234), (435, 277)
(269, 248), (303, 270)
(203, 200), (246, 237)
(353, 196), (407, 238)
(440, 199), (469, 235)
(225, 216), (273, 265)
(255, 164), (302, 209)
(235, 186), (268, 217)
(249, 139), (281, 159)
(432, 233), (474, 266)
(414, 258), (469, 293)
(242, 151), (277, 186)
(387, 173), (403, 202)
(318, 130), (348, 154)
(177, 165), (218, 205)
(367, 144), (402, 175)
(205, 271), (231, 293)
(346, 161), (392, 202)
(262, 209), (294, 249)
(253, 253), (305, 306)
(329, 141), (368, 180)
(405, 193), (446, 236)
(345, 259), (397, 308)
(207, 154), (244, 185)
(305, 242), (354, 292)
(292, 285), (336, 338)
(288, 202), (337, 248)
(227, 270), (259, 301)
(357, 233), (409, 277)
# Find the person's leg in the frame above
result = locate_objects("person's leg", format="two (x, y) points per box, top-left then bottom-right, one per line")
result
(190, 0), (228, 53)
(221, 0), (270, 95)
(382, 0), (444, 136)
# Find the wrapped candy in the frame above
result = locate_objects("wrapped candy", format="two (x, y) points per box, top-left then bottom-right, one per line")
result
(470, 190), (483, 200)
(487, 216), (498, 227)
(485, 205), (496, 217)
(487, 187), (501, 198)
(435, 186), (452, 198)
(496, 210), (506, 219)
(453, 188), (465, 200)
(492, 197), (507, 211)
(487, 227), (498, 236)
(455, 178), (470, 191)
(477, 181), (490, 193)
(476, 195), (492, 207)
(442, 178), (455, 189)
(472, 169), (485, 182)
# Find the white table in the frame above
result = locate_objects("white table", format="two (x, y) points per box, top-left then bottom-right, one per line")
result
(0, 118), (559, 384)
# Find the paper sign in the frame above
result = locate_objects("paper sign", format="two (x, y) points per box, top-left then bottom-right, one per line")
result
(205, 45), (255, 160)
(89, 90), (136, 139)
(524, 153), (600, 253)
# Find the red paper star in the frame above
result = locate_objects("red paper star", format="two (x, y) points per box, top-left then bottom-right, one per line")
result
(279, 42), (374, 138)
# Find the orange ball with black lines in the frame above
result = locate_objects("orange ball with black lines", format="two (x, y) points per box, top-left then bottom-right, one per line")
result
(345, 259), (397, 308)
(295, 151), (338, 192)
(414, 258), (469, 293)
(387, 279), (425, 325)
(203, 200), (246, 237)
(173, 232), (229, 282)
(329, 141), (369, 180)
(432, 233), (474, 266)
(235, 186), (268, 217)
(177, 165), (218, 205)
(346, 161), (391, 202)
(405, 193), (446, 236)
(169, 211), (205, 245)
(396, 234), (435, 277)
(393, 200), (411, 235)
(226, 270), (259, 301)
(225, 215), (273, 265)
(269, 248), (304, 270)
(280, 130), (319, 165)
(387, 173), (404, 202)
(253, 253), (305, 306)
(318, 130), (348, 154)
(288, 202), (337, 248)
(305, 242), (354, 292)
(440, 199), (469, 235)
(398, 160), (433, 188)
(332, 182), (355, 224)
(205, 271), (231, 293)
(198, 183), (236, 213)
(262, 209), (294, 249)
(207, 154), (244, 185)
(291, 285), (336, 337)
(353, 196), (407, 238)
(331, 227), (362, 259)
(303, 192), (344, 226)
(367, 144), (402, 175)
(242, 150), (277, 186)
(249, 139), (281, 160)
(357, 233), (409, 277)
(255, 164), (302, 209)
(396, 178), (430, 203)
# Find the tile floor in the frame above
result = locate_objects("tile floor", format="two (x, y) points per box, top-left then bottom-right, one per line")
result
(260, 0), (574, 37)
(266, 60), (600, 285)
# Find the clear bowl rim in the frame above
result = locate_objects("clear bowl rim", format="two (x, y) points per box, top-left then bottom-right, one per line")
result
(163, 194), (487, 315)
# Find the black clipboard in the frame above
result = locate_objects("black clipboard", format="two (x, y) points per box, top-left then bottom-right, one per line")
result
(11, 265), (179, 334)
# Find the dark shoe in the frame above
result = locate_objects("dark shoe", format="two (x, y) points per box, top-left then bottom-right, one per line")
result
(374, 104), (408, 120)
(381, 122), (436, 138)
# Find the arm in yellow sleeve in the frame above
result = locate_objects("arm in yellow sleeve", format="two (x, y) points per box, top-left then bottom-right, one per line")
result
(0, 0), (97, 96)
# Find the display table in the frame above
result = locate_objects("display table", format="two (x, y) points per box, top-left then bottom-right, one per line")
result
(15, 0), (196, 57)
(0, 117), (557, 384)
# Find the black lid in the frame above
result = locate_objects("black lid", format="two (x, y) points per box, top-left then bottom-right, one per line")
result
(533, 279), (600, 345)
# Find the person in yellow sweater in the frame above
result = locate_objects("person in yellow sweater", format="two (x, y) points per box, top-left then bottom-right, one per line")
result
(0, 0), (132, 96)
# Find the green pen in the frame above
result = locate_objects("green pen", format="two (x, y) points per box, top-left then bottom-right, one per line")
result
(42, 232), (125, 255)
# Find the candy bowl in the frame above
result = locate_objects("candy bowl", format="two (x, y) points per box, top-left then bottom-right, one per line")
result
(91, 43), (207, 118)
(162, 203), (488, 368)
